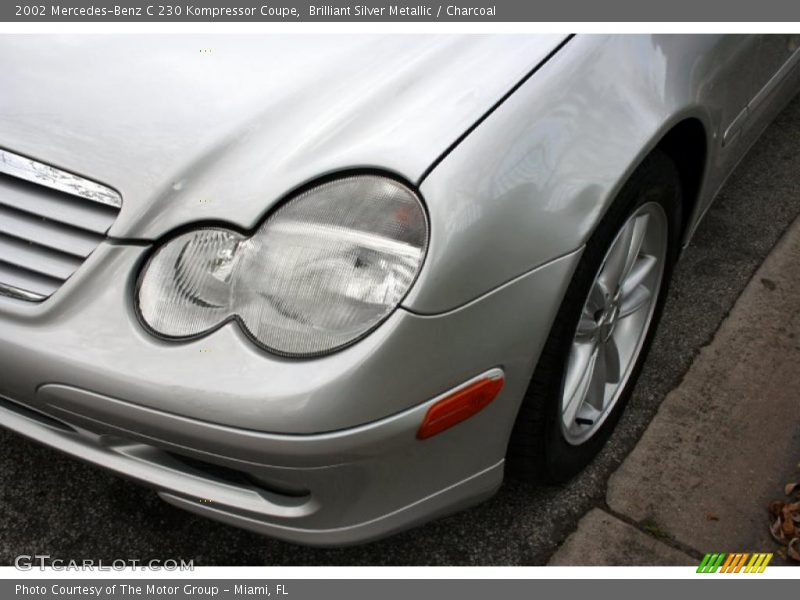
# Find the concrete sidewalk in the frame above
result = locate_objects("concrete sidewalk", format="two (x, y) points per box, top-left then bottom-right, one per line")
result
(549, 214), (800, 566)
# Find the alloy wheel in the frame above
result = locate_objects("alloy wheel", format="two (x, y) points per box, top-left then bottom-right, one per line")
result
(560, 201), (668, 445)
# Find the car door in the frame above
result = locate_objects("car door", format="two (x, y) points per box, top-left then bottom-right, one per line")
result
(729, 34), (800, 145)
(752, 34), (800, 103)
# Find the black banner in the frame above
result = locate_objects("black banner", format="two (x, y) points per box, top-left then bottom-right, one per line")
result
(5, 579), (799, 599)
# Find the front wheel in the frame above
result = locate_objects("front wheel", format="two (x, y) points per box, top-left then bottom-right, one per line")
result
(509, 150), (682, 482)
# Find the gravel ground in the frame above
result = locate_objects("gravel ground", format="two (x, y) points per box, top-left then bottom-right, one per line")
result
(2, 94), (800, 568)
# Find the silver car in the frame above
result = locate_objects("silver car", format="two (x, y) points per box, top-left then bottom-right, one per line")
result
(0, 34), (798, 546)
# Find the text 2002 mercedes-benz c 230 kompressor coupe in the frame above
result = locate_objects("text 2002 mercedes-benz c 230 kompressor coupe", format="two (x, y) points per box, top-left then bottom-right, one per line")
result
(0, 35), (798, 545)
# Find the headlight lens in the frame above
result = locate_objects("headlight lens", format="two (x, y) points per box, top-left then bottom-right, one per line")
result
(137, 176), (428, 356)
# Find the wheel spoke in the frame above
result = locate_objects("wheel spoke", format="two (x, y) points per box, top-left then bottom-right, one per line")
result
(599, 220), (635, 292)
(619, 284), (652, 317)
(576, 307), (598, 339)
(621, 214), (650, 282)
(604, 336), (621, 383)
(621, 254), (657, 298)
(585, 347), (608, 411)
(586, 279), (608, 313)
(562, 344), (598, 426)
(564, 340), (596, 400)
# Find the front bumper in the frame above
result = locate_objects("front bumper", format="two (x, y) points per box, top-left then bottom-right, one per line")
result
(0, 242), (580, 545)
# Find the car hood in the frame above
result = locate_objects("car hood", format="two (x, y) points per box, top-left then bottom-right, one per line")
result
(0, 35), (566, 238)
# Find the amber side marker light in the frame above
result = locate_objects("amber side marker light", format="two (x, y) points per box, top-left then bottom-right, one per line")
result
(416, 372), (505, 440)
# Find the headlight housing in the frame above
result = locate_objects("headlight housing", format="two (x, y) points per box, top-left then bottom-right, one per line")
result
(137, 175), (428, 357)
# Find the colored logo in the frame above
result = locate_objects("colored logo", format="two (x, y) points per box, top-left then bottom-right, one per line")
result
(697, 552), (773, 573)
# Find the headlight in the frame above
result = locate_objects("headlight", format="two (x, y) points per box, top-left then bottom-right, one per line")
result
(137, 175), (428, 357)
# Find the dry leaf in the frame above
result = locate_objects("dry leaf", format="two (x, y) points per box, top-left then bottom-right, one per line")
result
(769, 500), (785, 518)
(782, 506), (797, 537)
(788, 538), (800, 563)
(771, 516), (786, 543)
(768, 477), (800, 559)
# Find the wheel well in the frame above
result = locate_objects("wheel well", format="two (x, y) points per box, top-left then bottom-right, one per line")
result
(653, 118), (708, 238)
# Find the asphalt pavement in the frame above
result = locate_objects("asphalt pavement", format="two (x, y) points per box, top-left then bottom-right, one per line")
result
(2, 94), (800, 567)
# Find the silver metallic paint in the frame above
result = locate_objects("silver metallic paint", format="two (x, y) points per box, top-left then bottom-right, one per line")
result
(0, 34), (798, 544)
(406, 35), (800, 313)
(0, 35), (566, 239)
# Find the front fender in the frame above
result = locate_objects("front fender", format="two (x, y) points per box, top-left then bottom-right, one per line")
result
(403, 34), (753, 314)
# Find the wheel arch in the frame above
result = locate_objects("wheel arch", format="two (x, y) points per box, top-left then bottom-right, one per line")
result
(651, 117), (709, 246)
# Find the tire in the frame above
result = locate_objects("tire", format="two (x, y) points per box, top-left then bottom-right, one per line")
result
(508, 149), (682, 483)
